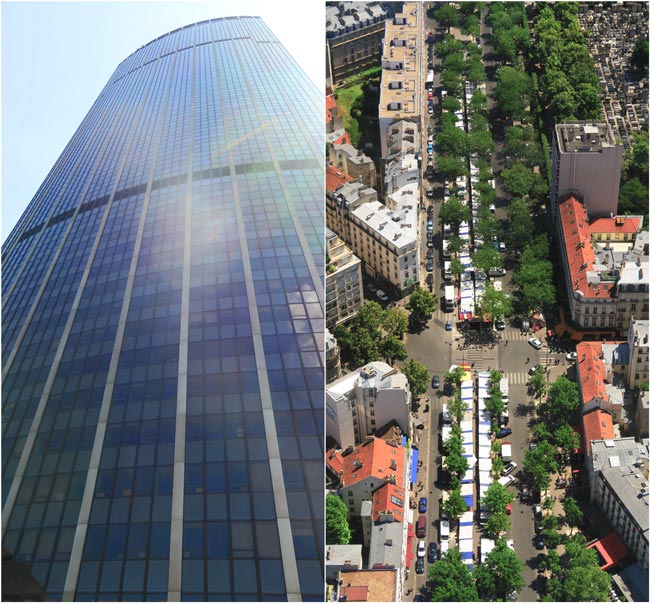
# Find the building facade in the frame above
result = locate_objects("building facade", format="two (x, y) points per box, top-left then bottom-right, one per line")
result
(326, 2), (388, 86)
(326, 362), (411, 449)
(326, 228), (364, 328)
(328, 143), (378, 189)
(551, 122), (623, 217)
(1, 18), (324, 601)
(557, 197), (649, 334)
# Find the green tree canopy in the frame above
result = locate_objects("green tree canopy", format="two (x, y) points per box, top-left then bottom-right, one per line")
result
(495, 67), (530, 119)
(434, 4), (460, 32)
(383, 306), (409, 339)
(471, 242), (502, 274)
(406, 287), (438, 325)
(631, 38), (649, 79)
(483, 511), (511, 539)
(528, 365), (546, 398)
(485, 385), (505, 419)
(437, 125), (469, 157)
(428, 548), (479, 602)
(326, 494), (351, 544)
(562, 496), (583, 534)
(448, 389), (468, 424)
(436, 154), (467, 180)
(507, 197), (534, 251)
(401, 358), (429, 398)
(540, 376), (580, 430)
(481, 480), (514, 515)
(442, 487), (469, 523)
(523, 440), (558, 494)
(380, 335), (407, 365)
(439, 196), (471, 231)
(477, 283), (513, 325)
(474, 538), (525, 600)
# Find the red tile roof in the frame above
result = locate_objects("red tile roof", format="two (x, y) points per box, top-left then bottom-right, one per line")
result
(333, 131), (352, 145)
(583, 409), (614, 447)
(326, 437), (405, 490)
(326, 164), (353, 194)
(371, 482), (406, 522)
(559, 197), (614, 299)
(589, 216), (642, 235)
(576, 342), (608, 405)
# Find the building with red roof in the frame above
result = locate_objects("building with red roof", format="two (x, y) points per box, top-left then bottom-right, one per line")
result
(557, 196), (648, 335)
(336, 569), (399, 603)
(326, 436), (407, 517)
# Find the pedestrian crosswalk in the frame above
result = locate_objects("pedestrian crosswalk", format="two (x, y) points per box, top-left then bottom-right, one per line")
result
(504, 372), (532, 385)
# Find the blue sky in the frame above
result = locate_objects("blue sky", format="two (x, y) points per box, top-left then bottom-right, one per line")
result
(1, 0), (324, 243)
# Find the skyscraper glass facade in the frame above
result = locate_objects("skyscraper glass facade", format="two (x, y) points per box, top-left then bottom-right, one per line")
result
(2, 17), (324, 601)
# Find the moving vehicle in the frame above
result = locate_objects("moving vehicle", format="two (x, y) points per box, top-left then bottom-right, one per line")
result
(376, 290), (388, 302)
(445, 320), (453, 331)
(497, 427), (512, 438)
(443, 285), (454, 312)
(528, 337), (543, 350)
(431, 375), (440, 389)
(495, 319), (505, 330)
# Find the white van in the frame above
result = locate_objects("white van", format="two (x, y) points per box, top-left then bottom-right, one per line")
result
(440, 519), (450, 541)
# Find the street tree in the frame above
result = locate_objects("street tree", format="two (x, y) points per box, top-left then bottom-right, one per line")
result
(514, 249), (556, 313)
(495, 66), (531, 120)
(507, 197), (534, 250)
(428, 548), (479, 602)
(442, 96), (462, 112)
(448, 389), (468, 423)
(353, 301), (385, 337)
(326, 494), (351, 544)
(528, 365), (546, 398)
(406, 287), (438, 325)
(446, 366), (466, 388)
(476, 283), (513, 324)
(468, 89), (488, 116)
(524, 441), (557, 495)
(562, 496), (583, 534)
(437, 125), (469, 157)
(383, 306), (409, 339)
(501, 162), (535, 198)
(462, 13), (481, 38)
(558, 538), (611, 601)
(466, 58), (487, 84)
(441, 68), (463, 96)
(380, 335), (407, 365)
(471, 242), (502, 274)
(483, 511), (511, 539)
(469, 129), (494, 158)
(450, 258), (464, 280)
(481, 480), (514, 515)
(439, 196), (471, 231)
(448, 234), (465, 255)
(485, 386), (505, 420)
(539, 376), (580, 430)
(554, 423), (581, 466)
(492, 455), (505, 479)
(473, 211), (499, 249)
(442, 487), (469, 524)
(436, 155), (467, 180)
(434, 4), (460, 33)
(474, 538), (525, 600)
(435, 35), (465, 58)
(445, 447), (469, 479)
(401, 359), (429, 398)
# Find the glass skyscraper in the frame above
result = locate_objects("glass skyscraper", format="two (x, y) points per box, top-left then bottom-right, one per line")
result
(2, 17), (324, 601)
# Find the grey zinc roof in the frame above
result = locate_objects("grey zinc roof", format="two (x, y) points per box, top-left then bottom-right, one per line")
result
(600, 465), (649, 534)
(368, 521), (405, 568)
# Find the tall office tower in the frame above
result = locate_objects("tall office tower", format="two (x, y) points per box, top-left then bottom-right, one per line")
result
(2, 17), (324, 601)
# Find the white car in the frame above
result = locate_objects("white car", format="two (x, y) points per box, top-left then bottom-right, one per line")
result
(417, 540), (426, 558)
(528, 337), (543, 350)
(498, 475), (515, 488)
(566, 352), (577, 361)
(376, 289), (389, 302)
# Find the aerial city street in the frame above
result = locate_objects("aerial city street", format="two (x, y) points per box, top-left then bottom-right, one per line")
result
(324, 3), (648, 602)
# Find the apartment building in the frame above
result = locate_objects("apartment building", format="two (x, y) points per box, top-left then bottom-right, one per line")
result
(557, 196), (649, 334)
(326, 328), (343, 384)
(329, 142), (378, 188)
(551, 122), (623, 217)
(326, 2), (388, 86)
(326, 362), (411, 449)
(588, 438), (650, 571)
(326, 228), (364, 328)
(378, 2), (423, 158)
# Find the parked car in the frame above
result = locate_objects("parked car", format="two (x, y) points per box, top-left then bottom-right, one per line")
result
(488, 267), (506, 277)
(497, 427), (512, 439)
(427, 542), (438, 563)
(426, 273), (434, 286)
(376, 289), (389, 302)
(427, 187), (434, 199)
(417, 540), (426, 558)
(428, 124), (434, 134)
(535, 521), (544, 534)
(533, 504), (543, 520)
(495, 319), (505, 330)
(528, 363), (543, 376)
(419, 497), (428, 513)
(416, 557), (425, 574)
(534, 536), (545, 550)
(501, 461), (518, 477)
(528, 337), (543, 350)
(521, 485), (530, 502)
(498, 475), (514, 487)
(427, 248), (434, 260)
(426, 259), (434, 272)
(431, 375), (440, 389)
(367, 282), (377, 293)
(566, 352), (577, 361)
(445, 320), (452, 331)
